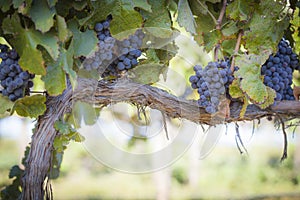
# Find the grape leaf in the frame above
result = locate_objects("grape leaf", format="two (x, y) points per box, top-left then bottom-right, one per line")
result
(203, 30), (221, 52)
(239, 97), (249, 118)
(12, 0), (23, 8)
(141, 0), (173, 38)
(130, 63), (167, 84)
(132, 0), (152, 12)
(243, 1), (289, 54)
(226, 0), (252, 21)
(79, 0), (149, 39)
(60, 47), (77, 89)
(0, 1), (12, 12)
(49, 150), (63, 179)
(54, 120), (70, 135)
(42, 63), (66, 96)
(68, 20), (98, 57)
(13, 95), (46, 118)
(8, 165), (23, 179)
(235, 54), (269, 104)
(222, 39), (236, 56)
(258, 87), (276, 109)
(177, 0), (196, 35)
(28, 0), (55, 33)
(56, 15), (70, 42)
(72, 101), (98, 126)
(221, 21), (239, 36)
(205, 0), (221, 3)
(0, 95), (14, 115)
(110, 5), (143, 39)
(291, 8), (300, 54)
(47, 0), (57, 7)
(229, 79), (243, 99)
(2, 13), (59, 75)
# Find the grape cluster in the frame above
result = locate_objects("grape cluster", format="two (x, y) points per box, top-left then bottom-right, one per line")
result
(101, 29), (144, 77)
(261, 38), (300, 101)
(0, 44), (34, 101)
(83, 16), (145, 78)
(83, 18), (116, 71)
(189, 60), (235, 113)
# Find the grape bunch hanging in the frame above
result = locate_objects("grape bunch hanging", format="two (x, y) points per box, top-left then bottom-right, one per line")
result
(189, 60), (236, 114)
(83, 16), (145, 78)
(0, 44), (34, 101)
(261, 38), (300, 101)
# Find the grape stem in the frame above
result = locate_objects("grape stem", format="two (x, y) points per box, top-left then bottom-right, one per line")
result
(230, 30), (243, 71)
(278, 116), (288, 162)
(216, 0), (227, 30)
(29, 91), (47, 94)
(213, 0), (227, 61)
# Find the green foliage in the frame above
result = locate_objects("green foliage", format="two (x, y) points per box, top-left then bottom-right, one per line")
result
(235, 54), (273, 106)
(70, 101), (99, 128)
(0, 95), (14, 115)
(12, 95), (46, 118)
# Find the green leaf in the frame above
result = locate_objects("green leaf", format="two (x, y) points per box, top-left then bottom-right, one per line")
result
(226, 0), (252, 21)
(12, 0), (23, 8)
(222, 39), (236, 56)
(29, 0), (56, 33)
(110, 6), (143, 39)
(13, 95), (46, 118)
(0, 0), (12, 12)
(239, 97), (249, 118)
(72, 101), (98, 126)
(2, 13), (59, 75)
(79, 0), (148, 39)
(60, 47), (77, 89)
(42, 64), (66, 96)
(49, 150), (63, 179)
(141, 0), (173, 38)
(130, 63), (168, 84)
(229, 79), (244, 99)
(68, 20), (98, 57)
(243, 1), (289, 54)
(203, 30), (221, 52)
(56, 15), (70, 42)
(9, 165), (23, 179)
(132, 0), (152, 12)
(53, 135), (69, 152)
(177, 0), (196, 34)
(240, 76), (267, 104)
(235, 54), (271, 104)
(54, 120), (70, 135)
(0, 95), (14, 115)
(258, 87), (276, 109)
(221, 21), (239, 36)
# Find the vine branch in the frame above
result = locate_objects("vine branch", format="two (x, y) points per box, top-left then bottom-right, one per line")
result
(231, 30), (243, 71)
(214, 0), (227, 61)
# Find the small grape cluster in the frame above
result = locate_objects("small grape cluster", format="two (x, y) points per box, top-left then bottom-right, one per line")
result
(101, 29), (144, 77)
(261, 38), (300, 101)
(0, 44), (34, 101)
(83, 18), (116, 71)
(83, 16), (144, 78)
(189, 60), (235, 113)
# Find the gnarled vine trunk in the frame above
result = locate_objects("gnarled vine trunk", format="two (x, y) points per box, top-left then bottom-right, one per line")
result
(21, 78), (300, 199)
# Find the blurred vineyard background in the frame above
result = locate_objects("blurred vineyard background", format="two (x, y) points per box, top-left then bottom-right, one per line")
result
(1, 35), (300, 200)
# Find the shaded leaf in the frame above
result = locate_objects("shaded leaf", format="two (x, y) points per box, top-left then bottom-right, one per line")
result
(9, 165), (23, 179)
(258, 87), (276, 109)
(13, 95), (46, 118)
(29, 0), (56, 33)
(56, 15), (70, 42)
(226, 0), (252, 21)
(141, 0), (173, 38)
(72, 101), (98, 126)
(2, 13), (59, 75)
(229, 79), (244, 99)
(68, 20), (98, 57)
(177, 0), (196, 34)
(0, 95), (14, 115)
(42, 64), (66, 96)
(130, 63), (167, 84)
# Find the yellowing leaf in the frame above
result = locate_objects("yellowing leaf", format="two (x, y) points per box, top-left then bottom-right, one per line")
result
(13, 95), (46, 118)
